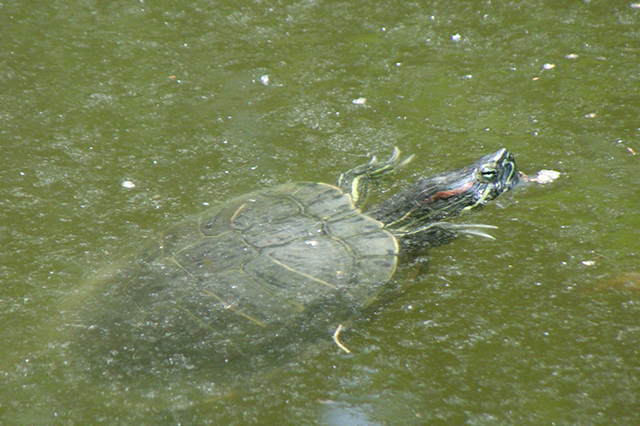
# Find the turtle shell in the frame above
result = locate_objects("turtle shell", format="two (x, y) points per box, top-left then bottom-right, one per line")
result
(78, 182), (398, 373)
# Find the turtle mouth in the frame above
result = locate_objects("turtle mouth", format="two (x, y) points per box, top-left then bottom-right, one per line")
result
(494, 148), (519, 190)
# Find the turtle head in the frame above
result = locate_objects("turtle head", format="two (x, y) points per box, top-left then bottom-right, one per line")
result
(422, 147), (519, 218)
(370, 148), (519, 238)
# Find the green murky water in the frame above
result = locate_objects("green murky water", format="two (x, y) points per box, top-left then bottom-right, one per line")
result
(1, 0), (639, 424)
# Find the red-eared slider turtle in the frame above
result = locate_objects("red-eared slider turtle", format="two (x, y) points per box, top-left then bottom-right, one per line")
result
(77, 148), (519, 375)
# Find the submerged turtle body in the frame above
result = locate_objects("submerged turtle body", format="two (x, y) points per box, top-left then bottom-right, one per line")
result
(78, 147), (518, 373)
(145, 181), (398, 330)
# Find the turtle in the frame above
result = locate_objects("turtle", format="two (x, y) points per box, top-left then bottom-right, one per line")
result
(76, 147), (519, 376)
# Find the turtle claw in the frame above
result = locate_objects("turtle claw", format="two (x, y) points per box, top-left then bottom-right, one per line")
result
(366, 147), (414, 179)
(337, 147), (413, 208)
(399, 222), (499, 249)
(457, 228), (497, 240)
(443, 223), (498, 240)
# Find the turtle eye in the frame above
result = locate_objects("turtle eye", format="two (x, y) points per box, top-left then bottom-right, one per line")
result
(480, 166), (498, 181)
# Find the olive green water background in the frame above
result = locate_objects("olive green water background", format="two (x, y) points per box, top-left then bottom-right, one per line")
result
(2, 0), (640, 424)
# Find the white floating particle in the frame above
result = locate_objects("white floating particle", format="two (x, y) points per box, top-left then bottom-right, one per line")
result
(565, 53), (579, 59)
(533, 169), (561, 184)
(542, 63), (555, 70)
(451, 34), (461, 42)
(260, 75), (269, 86)
(581, 260), (596, 266)
(521, 170), (560, 184)
(121, 180), (136, 189)
(352, 97), (367, 105)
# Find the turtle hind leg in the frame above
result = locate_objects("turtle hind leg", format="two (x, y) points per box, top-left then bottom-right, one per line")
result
(337, 147), (413, 209)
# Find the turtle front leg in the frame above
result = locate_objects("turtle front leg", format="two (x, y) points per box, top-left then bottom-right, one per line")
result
(337, 147), (413, 209)
(399, 222), (498, 252)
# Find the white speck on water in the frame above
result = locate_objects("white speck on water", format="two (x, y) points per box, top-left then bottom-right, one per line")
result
(542, 63), (555, 70)
(451, 34), (462, 42)
(305, 240), (318, 246)
(260, 75), (269, 86)
(121, 180), (136, 189)
(533, 169), (561, 184)
(352, 97), (367, 106)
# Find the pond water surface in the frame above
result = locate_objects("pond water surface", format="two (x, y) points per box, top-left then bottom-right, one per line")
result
(1, 1), (639, 425)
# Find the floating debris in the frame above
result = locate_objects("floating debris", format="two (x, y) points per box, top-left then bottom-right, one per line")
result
(616, 139), (636, 155)
(351, 97), (367, 106)
(121, 180), (136, 189)
(520, 169), (560, 184)
(260, 75), (269, 86)
(596, 272), (640, 292)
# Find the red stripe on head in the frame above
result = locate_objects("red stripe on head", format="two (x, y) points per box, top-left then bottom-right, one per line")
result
(424, 181), (474, 204)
